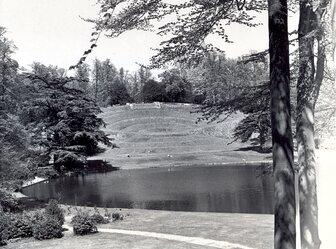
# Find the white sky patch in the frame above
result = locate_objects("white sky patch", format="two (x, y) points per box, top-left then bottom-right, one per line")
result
(0, 0), (299, 73)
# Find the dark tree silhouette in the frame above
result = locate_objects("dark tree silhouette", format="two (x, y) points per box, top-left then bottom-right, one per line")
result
(20, 72), (111, 171)
(268, 0), (296, 248)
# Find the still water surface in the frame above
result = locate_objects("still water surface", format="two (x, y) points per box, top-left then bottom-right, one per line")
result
(23, 165), (274, 214)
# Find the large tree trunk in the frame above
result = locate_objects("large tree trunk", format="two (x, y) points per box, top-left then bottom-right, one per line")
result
(268, 0), (296, 248)
(297, 0), (327, 248)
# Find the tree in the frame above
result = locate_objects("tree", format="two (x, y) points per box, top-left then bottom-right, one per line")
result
(296, 0), (329, 248)
(333, 0), (336, 85)
(0, 27), (20, 112)
(315, 65), (336, 147)
(73, 63), (91, 94)
(101, 59), (119, 105)
(128, 72), (140, 102)
(268, 0), (296, 247)
(108, 76), (132, 105)
(20, 71), (111, 171)
(190, 53), (271, 149)
(159, 69), (192, 103)
(92, 58), (102, 103)
(0, 27), (33, 185)
(232, 83), (271, 151)
(198, 80), (271, 150)
(138, 66), (152, 102)
(142, 79), (166, 102)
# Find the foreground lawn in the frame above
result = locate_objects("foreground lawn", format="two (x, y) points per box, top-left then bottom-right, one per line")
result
(5, 232), (208, 249)
(5, 207), (273, 249)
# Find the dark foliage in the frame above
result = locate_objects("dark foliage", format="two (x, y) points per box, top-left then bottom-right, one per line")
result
(231, 83), (271, 150)
(108, 77), (132, 105)
(0, 210), (46, 244)
(0, 189), (19, 212)
(32, 217), (63, 240)
(0, 27), (35, 184)
(159, 69), (192, 103)
(71, 212), (98, 235)
(0, 209), (10, 246)
(44, 199), (65, 225)
(142, 79), (166, 102)
(20, 71), (112, 171)
(112, 212), (124, 221)
(90, 213), (109, 224)
(6, 213), (34, 239)
(199, 82), (271, 149)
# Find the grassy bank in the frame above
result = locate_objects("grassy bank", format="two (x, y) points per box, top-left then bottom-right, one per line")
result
(90, 104), (271, 169)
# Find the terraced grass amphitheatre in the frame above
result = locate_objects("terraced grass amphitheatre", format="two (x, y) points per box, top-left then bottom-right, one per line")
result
(91, 103), (270, 169)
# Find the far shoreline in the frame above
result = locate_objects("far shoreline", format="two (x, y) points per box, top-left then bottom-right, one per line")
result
(21, 159), (273, 190)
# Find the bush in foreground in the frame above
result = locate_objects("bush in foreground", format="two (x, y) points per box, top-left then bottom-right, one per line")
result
(0, 209), (10, 246)
(32, 217), (63, 240)
(44, 199), (64, 225)
(90, 213), (109, 224)
(112, 212), (124, 221)
(72, 212), (97, 235)
(6, 213), (33, 239)
(0, 189), (19, 212)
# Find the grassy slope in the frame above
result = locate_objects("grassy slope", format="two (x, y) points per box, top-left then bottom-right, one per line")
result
(90, 103), (271, 169)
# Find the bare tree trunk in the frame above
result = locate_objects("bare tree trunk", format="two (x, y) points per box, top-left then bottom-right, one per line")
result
(297, 0), (327, 247)
(268, 0), (296, 248)
(333, 0), (336, 84)
(94, 59), (100, 103)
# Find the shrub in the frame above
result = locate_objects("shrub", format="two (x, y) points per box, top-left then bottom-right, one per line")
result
(72, 212), (97, 236)
(44, 199), (64, 225)
(90, 213), (109, 224)
(32, 217), (63, 240)
(0, 189), (19, 212)
(29, 210), (45, 225)
(6, 213), (33, 239)
(112, 212), (124, 221)
(0, 209), (10, 246)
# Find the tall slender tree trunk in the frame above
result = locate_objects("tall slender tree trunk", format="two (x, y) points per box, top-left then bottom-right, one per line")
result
(333, 0), (336, 85)
(268, 0), (296, 248)
(94, 59), (99, 103)
(296, 0), (327, 248)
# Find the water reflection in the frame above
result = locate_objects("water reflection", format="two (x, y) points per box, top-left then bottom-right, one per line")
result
(23, 165), (274, 214)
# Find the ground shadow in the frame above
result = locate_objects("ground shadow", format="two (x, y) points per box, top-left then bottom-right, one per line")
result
(234, 145), (272, 154)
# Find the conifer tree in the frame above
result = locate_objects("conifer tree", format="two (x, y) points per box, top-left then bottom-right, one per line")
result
(20, 71), (111, 171)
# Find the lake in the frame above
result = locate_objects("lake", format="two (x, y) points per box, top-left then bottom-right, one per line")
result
(23, 165), (274, 214)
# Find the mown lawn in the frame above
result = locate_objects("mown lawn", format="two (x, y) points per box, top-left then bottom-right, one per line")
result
(5, 206), (273, 249)
(5, 232), (209, 249)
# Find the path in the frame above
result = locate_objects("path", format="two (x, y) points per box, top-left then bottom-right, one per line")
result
(63, 224), (255, 249)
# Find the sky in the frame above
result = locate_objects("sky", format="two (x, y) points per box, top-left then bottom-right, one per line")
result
(0, 0), (298, 74)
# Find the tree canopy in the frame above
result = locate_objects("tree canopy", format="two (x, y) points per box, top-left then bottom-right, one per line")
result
(20, 69), (112, 171)
(71, 0), (268, 69)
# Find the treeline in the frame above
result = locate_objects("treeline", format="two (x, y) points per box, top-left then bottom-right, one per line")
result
(71, 53), (270, 107)
(72, 59), (194, 105)
(0, 28), (112, 187)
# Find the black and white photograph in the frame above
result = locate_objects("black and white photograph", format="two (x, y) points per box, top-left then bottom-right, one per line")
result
(1, 0), (336, 248)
